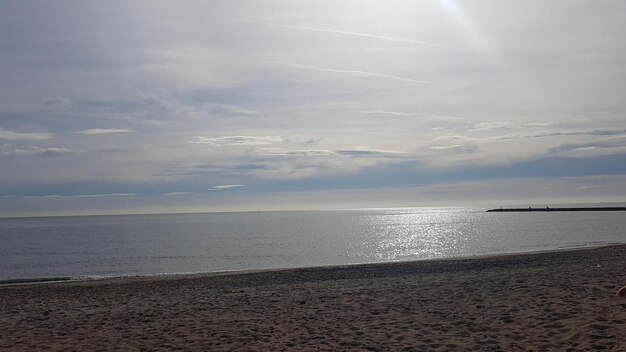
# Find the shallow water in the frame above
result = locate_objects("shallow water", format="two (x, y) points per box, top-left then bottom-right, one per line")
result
(1, 207), (625, 281)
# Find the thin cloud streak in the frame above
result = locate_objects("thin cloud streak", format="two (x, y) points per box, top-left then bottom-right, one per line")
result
(254, 148), (335, 156)
(21, 193), (136, 199)
(335, 147), (405, 156)
(271, 61), (434, 84)
(190, 136), (283, 147)
(209, 184), (245, 191)
(356, 110), (413, 117)
(468, 121), (555, 132)
(7, 147), (74, 156)
(436, 128), (626, 143)
(0, 128), (52, 141)
(244, 20), (444, 47)
(78, 129), (132, 135)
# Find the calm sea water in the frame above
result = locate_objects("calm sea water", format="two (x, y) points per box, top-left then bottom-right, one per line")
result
(1, 207), (625, 281)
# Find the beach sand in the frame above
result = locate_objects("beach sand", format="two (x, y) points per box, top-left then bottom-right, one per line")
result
(2, 245), (626, 351)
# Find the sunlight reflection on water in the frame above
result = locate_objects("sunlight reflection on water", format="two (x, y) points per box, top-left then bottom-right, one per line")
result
(365, 208), (470, 260)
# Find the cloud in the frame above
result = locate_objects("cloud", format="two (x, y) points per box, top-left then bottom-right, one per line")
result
(254, 148), (335, 156)
(429, 144), (478, 154)
(491, 128), (626, 141)
(270, 62), (434, 84)
(165, 192), (195, 196)
(243, 20), (443, 47)
(576, 185), (603, 190)
(356, 110), (413, 117)
(249, 146), (404, 159)
(548, 140), (626, 154)
(0, 128), (52, 140)
(43, 96), (72, 109)
(3, 147), (73, 156)
(190, 136), (283, 147)
(430, 144), (465, 150)
(78, 128), (132, 135)
(468, 121), (555, 132)
(574, 147), (597, 152)
(2, 2), (626, 215)
(199, 103), (258, 116)
(21, 193), (135, 199)
(335, 147), (404, 157)
(304, 138), (323, 145)
(209, 184), (245, 191)
(468, 121), (519, 131)
(141, 95), (259, 117)
(436, 128), (626, 143)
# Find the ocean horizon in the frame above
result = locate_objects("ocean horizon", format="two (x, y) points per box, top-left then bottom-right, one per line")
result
(2, 205), (626, 282)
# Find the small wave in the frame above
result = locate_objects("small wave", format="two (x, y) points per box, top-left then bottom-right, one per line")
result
(0, 277), (73, 286)
(556, 241), (623, 250)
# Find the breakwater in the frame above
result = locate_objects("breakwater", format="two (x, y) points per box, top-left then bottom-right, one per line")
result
(487, 207), (626, 212)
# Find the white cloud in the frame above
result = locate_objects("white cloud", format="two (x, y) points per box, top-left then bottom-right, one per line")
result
(0, 128), (52, 141)
(576, 185), (603, 190)
(78, 128), (132, 135)
(356, 110), (413, 117)
(430, 144), (466, 150)
(335, 147), (405, 156)
(468, 121), (519, 131)
(191, 136), (283, 147)
(436, 128), (626, 143)
(21, 193), (135, 199)
(548, 139), (626, 155)
(4, 147), (73, 156)
(491, 128), (626, 141)
(209, 184), (245, 191)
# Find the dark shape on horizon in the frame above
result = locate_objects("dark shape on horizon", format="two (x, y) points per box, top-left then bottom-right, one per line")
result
(486, 207), (626, 212)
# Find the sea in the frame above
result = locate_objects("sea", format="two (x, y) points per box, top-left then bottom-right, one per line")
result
(1, 207), (626, 282)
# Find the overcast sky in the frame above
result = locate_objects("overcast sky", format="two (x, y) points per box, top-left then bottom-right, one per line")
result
(1, 0), (625, 216)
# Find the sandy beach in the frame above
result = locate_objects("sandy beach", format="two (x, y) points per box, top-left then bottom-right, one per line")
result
(2, 245), (626, 351)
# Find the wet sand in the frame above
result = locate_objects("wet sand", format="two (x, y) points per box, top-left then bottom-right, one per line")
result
(2, 245), (626, 351)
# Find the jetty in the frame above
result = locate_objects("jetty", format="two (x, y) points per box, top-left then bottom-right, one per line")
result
(487, 207), (626, 212)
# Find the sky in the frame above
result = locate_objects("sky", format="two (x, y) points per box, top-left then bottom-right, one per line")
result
(1, 0), (626, 216)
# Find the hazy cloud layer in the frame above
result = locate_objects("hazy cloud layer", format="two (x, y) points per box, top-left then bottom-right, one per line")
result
(1, 0), (625, 215)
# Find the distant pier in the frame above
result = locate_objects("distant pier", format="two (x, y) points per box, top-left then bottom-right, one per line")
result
(487, 207), (626, 213)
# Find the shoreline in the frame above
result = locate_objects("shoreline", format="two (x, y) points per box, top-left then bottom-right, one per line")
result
(3, 245), (625, 350)
(2, 241), (622, 287)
